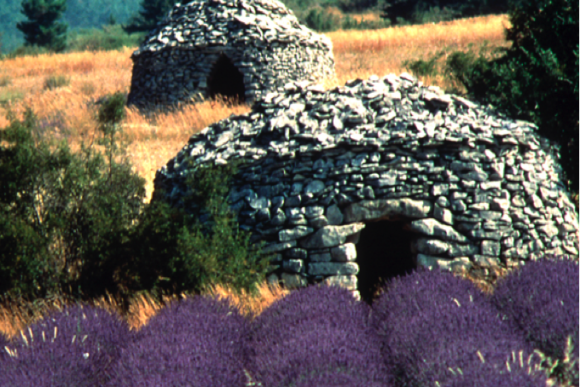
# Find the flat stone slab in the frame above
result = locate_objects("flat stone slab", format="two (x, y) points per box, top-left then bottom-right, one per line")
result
(300, 223), (365, 248)
(344, 198), (432, 223)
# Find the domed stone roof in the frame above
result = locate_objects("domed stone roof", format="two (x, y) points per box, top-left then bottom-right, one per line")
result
(127, 0), (335, 108)
(154, 74), (579, 299)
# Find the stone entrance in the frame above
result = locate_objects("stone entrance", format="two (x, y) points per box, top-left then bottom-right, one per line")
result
(207, 54), (245, 102)
(355, 219), (416, 303)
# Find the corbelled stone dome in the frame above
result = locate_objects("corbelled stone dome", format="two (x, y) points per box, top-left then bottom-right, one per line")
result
(127, 0), (335, 108)
(154, 74), (579, 300)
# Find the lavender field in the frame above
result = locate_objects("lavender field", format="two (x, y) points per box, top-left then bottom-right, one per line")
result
(1, 256), (578, 387)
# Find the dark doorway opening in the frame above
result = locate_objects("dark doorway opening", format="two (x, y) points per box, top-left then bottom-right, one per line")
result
(356, 220), (416, 304)
(207, 54), (245, 103)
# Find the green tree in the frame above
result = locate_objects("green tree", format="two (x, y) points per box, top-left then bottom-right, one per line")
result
(16, 0), (68, 52)
(123, 0), (176, 34)
(445, 0), (579, 193)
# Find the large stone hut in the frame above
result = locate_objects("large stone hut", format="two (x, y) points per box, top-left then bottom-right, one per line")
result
(153, 74), (579, 301)
(127, 0), (335, 108)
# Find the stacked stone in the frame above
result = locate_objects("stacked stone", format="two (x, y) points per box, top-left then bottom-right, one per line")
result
(154, 73), (579, 297)
(127, 0), (335, 108)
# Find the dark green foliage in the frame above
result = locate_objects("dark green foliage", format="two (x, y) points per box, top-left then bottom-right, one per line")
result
(444, 0), (579, 192)
(66, 25), (145, 52)
(16, 0), (68, 52)
(0, 97), (267, 305)
(403, 51), (444, 77)
(43, 74), (69, 90)
(123, 0), (178, 34)
(0, 104), (146, 301)
(381, 0), (519, 25)
(304, 7), (343, 32)
(122, 162), (270, 299)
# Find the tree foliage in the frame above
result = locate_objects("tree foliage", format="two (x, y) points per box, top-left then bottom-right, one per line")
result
(123, 0), (177, 34)
(16, 0), (68, 52)
(445, 0), (579, 192)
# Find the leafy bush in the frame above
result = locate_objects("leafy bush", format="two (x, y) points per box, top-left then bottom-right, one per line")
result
(304, 7), (343, 32)
(107, 295), (249, 387)
(403, 51), (444, 77)
(66, 25), (144, 52)
(43, 75), (70, 90)
(121, 160), (270, 300)
(246, 285), (391, 386)
(371, 268), (533, 387)
(0, 100), (146, 302)
(0, 303), (134, 386)
(0, 75), (10, 87)
(444, 0), (579, 193)
(490, 256), (579, 386)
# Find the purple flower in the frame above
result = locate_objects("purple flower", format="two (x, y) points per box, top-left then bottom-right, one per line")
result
(490, 256), (579, 361)
(372, 268), (532, 387)
(0, 303), (134, 387)
(107, 295), (250, 387)
(246, 284), (392, 386)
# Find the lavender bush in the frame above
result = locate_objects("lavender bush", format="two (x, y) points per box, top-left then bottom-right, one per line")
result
(0, 303), (134, 387)
(107, 295), (250, 387)
(490, 256), (579, 385)
(371, 268), (532, 387)
(292, 370), (388, 387)
(0, 331), (10, 360)
(246, 284), (392, 387)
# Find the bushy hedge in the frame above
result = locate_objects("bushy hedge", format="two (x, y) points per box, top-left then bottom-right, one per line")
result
(0, 94), (269, 306)
(107, 296), (249, 386)
(0, 303), (134, 386)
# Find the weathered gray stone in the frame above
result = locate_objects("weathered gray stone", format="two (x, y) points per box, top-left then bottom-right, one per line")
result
(434, 206), (453, 225)
(283, 259), (304, 273)
(330, 243), (357, 262)
(310, 252), (332, 262)
(262, 240), (296, 254)
(344, 198), (432, 222)
(300, 223), (365, 248)
(281, 273), (307, 288)
(308, 262), (359, 276)
(323, 275), (357, 290)
(416, 254), (472, 272)
(481, 240), (501, 256)
(412, 238), (449, 255)
(279, 226), (314, 241)
(326, 204), (343, 225)
(408, 218), (469, 243)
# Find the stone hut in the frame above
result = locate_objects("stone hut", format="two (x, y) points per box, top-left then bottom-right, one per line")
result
(153, 74), (579, 301)
(127, 0), (335, 108)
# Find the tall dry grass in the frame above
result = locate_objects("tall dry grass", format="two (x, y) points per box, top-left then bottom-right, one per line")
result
(0, 15), (510, 338)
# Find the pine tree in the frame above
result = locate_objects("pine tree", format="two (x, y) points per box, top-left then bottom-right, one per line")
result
(123, 0), (176, 34)
(16, 0), (67, 52)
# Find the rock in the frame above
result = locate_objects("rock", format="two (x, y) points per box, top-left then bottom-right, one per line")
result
(344, 198), (432, 222)
(300, 223), (365, 248)
(407, 218), (469, 243)
(308, 262), (359, 276)
(323, 275), (357, 290)
(330, 243), (357, 262)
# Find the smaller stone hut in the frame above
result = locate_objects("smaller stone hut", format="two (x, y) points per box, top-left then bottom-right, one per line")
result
(127, 0), (335, 108)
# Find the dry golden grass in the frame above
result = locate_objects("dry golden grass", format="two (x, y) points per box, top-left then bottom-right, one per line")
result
(0, 15), (510, 337)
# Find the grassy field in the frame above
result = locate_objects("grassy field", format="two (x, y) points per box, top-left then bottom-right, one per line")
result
(0, 15), (511, 338)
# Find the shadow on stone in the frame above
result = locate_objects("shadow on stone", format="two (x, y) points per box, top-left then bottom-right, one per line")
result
(207, 54), (245, 103)
(356, 219), (416, 304)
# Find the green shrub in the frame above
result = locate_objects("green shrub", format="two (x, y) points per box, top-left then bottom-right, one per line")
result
(0, 101), (146, 302)
(0, 76), (11, 87)
(121, 161), (270, 300)
(403, 51), (445, 77)
(444, 0), (579, 193)
(304, 7), (343, 32)
(43, 75), (70, 90)
(66, 25), (144, 52)
(0, 94), (269, 305)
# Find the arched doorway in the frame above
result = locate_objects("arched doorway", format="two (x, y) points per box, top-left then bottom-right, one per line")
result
(355, 220), (416, 304)
(207, 54), (245, 103)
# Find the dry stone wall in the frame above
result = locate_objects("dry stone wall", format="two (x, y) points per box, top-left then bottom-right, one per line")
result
(127, 0), (335, 108)
(154, 73), (579, 298)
